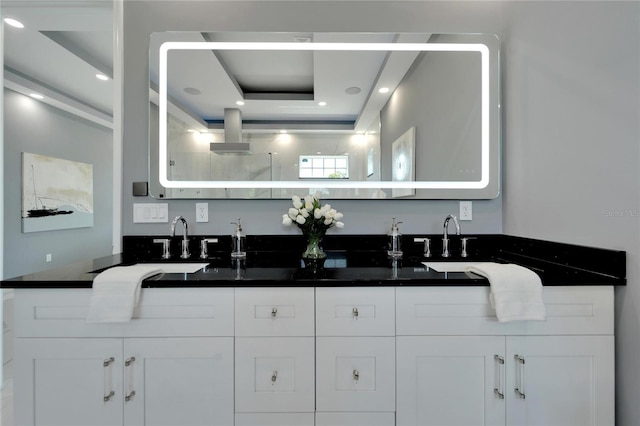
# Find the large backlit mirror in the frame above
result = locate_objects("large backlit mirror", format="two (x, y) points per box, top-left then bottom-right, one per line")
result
(149, 32), (500, 199)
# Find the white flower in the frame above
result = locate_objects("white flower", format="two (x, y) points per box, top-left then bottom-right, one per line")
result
(333, 212), (343, 221)
(335, 221), (344, 229)
(304, 194), (314, 204)
(320, 204), (330, 214)
(288, 208), (299, 218)
(300, 208), (310, 218)
(292, 195), (301, 204)
(293, 199), (303, 209)
(324, 217), (333, 226)
(326, 209), (336, 218)
(314, 208), (322, 219)
(282, 214), (293, 226)
(305, 201), (313, 210)
(296, 215), (306, 225)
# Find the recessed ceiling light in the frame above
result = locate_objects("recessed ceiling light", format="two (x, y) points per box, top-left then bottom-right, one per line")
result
(318, 101), (327, 106)
(236, 100), (245, 106)
(96, 74), (109, 81)
(183, 87), (201, 95)
(29, 94), (44, 100)
(4, 18), (24, 29)
(378, 87), (390, 94)
(280, 129), (287, 134)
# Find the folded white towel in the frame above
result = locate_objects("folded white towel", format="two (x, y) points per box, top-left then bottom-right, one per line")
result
(86, 265), (161, 323)
(465, 262), (546, 322)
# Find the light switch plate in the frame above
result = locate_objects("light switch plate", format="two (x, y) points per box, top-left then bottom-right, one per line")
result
(459, 201), (472, 221)
(133, 203), (169, 223)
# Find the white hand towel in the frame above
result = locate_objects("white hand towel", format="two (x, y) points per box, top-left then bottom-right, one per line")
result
(86, 265), (161, 323)
(465, 262), (546, 322)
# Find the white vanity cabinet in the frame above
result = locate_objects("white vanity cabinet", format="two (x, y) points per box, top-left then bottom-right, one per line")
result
(13, 288), (235, 426)
(396, 286), (615, 426)
(315, 287), (396, 426)
(234, 287), (315, 426)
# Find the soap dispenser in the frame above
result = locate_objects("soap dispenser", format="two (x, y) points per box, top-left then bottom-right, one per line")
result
(231, 218), (247, 259)
(387, 217), (403, 259)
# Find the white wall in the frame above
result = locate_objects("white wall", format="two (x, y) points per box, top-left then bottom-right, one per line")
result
(500, 2), (640, 424)
(123, 0), (504, 237)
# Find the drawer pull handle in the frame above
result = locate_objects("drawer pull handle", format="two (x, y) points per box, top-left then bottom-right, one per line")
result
(353, 369), (359, 381)
(272, 371), (278, 383)
(125, 390), (136, 402)
(271, 307), (278, 318)
(125, 357), (135, 367)
(103, 357), (115, 367)
(352, 307), (359, 318)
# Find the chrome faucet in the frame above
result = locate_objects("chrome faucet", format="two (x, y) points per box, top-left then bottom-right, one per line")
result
(442, 214), (460, 258)
(170, 215), (190, 259)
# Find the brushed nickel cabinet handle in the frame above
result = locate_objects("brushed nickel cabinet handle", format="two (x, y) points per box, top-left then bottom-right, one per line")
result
(514, 354), (526, 399)
(125, 357), (136, 403)
(103, 357), (115, 403)
(494, 355), (504, 399)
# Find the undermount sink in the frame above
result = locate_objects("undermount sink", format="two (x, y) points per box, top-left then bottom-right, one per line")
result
(137, 263), (210, 273)
(422, 261), (484, 273)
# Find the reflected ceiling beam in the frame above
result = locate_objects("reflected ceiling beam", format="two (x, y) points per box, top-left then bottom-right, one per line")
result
(41, 30), (112, 79)
(4, 67), (112, 129)
(149, 85), (208, 132)
(355, 33), (432, 132)
(207, 120), (354, 133)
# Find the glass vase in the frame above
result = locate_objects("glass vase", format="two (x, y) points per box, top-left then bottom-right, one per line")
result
(302, 231), (327, 274)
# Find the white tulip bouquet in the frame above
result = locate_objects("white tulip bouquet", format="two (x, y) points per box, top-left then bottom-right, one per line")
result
(282, 192), (344, 235)
(282, 193), (344, 267)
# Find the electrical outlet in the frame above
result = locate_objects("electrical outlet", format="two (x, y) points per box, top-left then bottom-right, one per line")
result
(46, 253), (52, 262)
(459, 201), (473, 221)
(196, 203), (209, 222)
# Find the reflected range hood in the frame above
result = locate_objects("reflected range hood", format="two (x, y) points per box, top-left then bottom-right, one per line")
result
(210, 108), (251, 154)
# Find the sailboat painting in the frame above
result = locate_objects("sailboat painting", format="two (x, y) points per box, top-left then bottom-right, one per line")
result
(21, 152), (94, 233)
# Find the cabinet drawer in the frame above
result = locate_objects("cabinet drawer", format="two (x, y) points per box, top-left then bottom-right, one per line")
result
(235, 287), (314, 337)
(316, 337), (395, 412)
(235, 413), (314, 426)
(316, 287), (395, 336)
(14, 288), (234, 338)
(235, 337), (315, 413)
(316, 412), (396, 426)
(396, 286), (614, 336)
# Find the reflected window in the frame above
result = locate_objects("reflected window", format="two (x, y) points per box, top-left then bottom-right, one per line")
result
(299, 155), (349, 179)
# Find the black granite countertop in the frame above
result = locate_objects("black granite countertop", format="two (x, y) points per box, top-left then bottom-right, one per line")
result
(0, 233), (627, 288)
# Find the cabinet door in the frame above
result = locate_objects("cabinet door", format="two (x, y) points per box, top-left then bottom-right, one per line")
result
(506, 336), (614, 426)
(123, 337), (234, 426)
(235, 337), (315, 413)
(14, 338), (123, 426)
(396, 336), (506, 426)
(316, 337), (395, 412)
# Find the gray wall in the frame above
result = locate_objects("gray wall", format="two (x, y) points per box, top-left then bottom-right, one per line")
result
(500, 2), (640, 424)
(123, 1), (504, 237)
(123, 2), (640, 423)
(3, 89), (113, 278)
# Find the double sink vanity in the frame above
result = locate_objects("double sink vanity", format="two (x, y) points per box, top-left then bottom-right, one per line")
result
(1, 233), (624, 426)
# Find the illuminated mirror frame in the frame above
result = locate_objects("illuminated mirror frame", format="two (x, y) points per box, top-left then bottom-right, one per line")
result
(159, 41), (492, 191)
